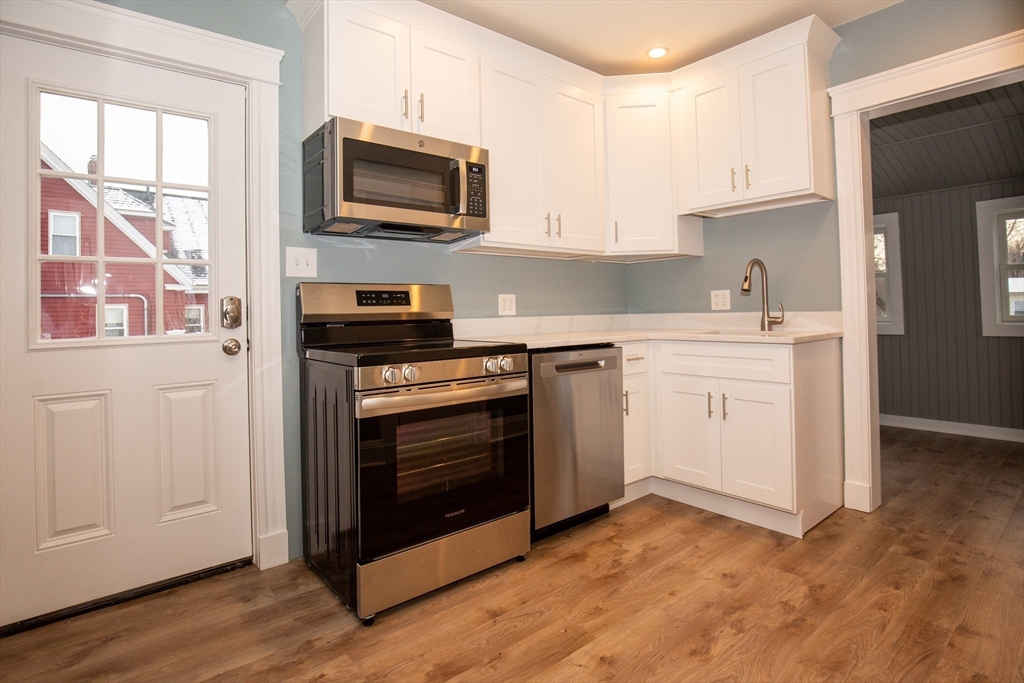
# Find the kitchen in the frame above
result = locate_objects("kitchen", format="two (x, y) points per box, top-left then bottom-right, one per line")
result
(0, 0), (1022, 680)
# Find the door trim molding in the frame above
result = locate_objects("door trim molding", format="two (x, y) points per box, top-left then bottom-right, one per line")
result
(827, 30), (1024, 513)
(0, 0), (289, 569)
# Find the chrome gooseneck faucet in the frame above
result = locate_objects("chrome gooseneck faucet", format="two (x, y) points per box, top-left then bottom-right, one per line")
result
(741, 258), (785, 332)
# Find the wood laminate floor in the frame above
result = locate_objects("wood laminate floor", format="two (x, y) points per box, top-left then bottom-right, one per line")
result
(1, 426), (1022, 683)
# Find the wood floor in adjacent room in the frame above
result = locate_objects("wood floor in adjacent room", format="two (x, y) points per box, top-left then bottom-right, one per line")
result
(1, 426), (1022, 683)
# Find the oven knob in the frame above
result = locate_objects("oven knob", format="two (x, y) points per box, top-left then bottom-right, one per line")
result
(498, 356), (514, 372)
(484, 357), (499, 373)
(382, 366), (399, 384)
(402, 365), (420, 382)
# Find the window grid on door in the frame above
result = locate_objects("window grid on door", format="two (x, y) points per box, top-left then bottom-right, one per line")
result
(36, 88), (213, 343)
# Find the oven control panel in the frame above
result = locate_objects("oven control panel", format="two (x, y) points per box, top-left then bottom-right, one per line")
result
(356, 290), (411, 307)
(359, 354), (527, 390)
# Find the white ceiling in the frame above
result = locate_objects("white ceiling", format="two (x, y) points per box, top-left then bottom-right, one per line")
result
(420, 0), (901, 76)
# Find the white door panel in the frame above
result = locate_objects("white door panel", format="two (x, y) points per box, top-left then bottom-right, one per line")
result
(660, 376), (721, 490)
(1, 35), (251, 626)
(719, 382), (793, 510)
(411, 29), (480, 146)
(548, 82), (604, 252)
(682, 71), (742, 210)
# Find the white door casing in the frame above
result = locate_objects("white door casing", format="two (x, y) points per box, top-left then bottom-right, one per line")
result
(828, 30), (1024, 512)
(0, 0), (287, 625)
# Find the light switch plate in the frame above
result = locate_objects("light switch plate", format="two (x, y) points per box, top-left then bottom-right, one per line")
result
(286, 247), (317, 278)
(498, 294), (516, 316)
(711, 290), (731, 310)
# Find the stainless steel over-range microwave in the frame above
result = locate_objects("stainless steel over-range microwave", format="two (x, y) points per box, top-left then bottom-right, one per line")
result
(302, 117), (489, 243)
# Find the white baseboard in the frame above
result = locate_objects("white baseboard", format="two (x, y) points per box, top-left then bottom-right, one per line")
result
(255, 530), (290, 570)
(880, 414), (1024, 443)
(610, 478), (653, 509)
(843, 480), (874, 513)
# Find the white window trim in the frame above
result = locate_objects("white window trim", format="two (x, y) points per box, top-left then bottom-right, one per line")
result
(47, 209), (81, 256)
(873, 212), (904, 335)
(104, 303), (129, 337)
(976, 196), (1024, 337)
(184, 304), (205, 333)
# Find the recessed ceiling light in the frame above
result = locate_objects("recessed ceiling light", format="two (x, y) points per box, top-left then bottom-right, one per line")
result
(647, 47), (669, 59)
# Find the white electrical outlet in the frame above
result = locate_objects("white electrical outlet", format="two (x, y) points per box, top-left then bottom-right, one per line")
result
(498, 294), (516, 316)
(285, 247), (317, 278)
(711, 289), (731, 310)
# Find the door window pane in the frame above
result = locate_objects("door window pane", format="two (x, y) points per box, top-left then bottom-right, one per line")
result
(163, 272), (209, 336)
(103, 182), (158, 258)
(40, 177), (97, 256)
(40, 93), (97, 175)
(163, 189), (209, 261)
(104, 263), (157, 337)
(105, 104), (156, 181)
(40, 262), (98, 340)
(163, 114), (209, 186)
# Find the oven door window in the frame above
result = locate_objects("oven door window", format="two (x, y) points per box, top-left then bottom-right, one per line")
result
(356, 394), (528, 562)
(343, 139), (454, 214)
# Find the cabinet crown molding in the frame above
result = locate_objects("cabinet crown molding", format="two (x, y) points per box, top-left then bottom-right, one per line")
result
(670, 15), (839, 91)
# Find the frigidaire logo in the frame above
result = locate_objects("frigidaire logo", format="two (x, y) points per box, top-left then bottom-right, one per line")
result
(444, 509), (466, 518)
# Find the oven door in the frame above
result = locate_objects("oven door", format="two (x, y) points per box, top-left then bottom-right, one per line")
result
(354, 376), (529, 562)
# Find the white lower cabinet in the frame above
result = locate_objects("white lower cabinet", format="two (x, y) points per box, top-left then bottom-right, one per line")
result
(620, 342), (650, 484)
(655, 340), (842, 534)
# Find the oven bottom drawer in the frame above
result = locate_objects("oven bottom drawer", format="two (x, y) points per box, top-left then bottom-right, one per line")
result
(355, 510), (530, 619)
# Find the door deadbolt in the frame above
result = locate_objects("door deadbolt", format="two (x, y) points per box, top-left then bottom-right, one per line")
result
(222, 339), (242, 356)
(221, 296), (241, 329)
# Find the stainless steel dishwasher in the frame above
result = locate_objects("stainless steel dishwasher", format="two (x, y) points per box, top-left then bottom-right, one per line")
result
(530, 345), (624, 537)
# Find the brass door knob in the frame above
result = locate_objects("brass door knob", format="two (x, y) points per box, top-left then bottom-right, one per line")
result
(222, 339), (242, 356)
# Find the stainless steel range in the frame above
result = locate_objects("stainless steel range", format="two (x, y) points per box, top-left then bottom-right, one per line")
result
(297, 283), (530, 625)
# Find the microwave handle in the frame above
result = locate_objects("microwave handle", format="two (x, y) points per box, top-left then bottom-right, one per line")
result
(456, 158), (468, 216)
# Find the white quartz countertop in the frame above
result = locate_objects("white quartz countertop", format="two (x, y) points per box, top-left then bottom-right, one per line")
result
(462, 327), (843, 348)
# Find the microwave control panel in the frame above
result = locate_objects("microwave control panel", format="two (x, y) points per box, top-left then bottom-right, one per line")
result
(466, 164), (487, 218)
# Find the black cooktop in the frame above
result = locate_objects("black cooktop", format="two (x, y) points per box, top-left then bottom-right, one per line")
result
(304, 339), (527, 367)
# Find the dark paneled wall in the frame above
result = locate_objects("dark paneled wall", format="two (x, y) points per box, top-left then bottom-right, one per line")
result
(874, 179), (1024, 429)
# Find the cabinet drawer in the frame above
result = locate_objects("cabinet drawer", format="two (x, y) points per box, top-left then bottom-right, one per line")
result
(660, 342), (791, 383)
(618, 342), (649, 375)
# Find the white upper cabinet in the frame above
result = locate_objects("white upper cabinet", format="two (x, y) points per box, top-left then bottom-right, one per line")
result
(606, 92), (681, 254)
(410, 30), (481, 145)
(673, 16), (839, 217)
(480, 56), (549, 248)
(548, 82), (605, 252)
(327, 5), (410, 132)
(316, 2), (481, 146)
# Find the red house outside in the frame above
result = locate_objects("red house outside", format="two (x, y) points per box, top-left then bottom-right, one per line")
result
(40, 143), (209, 340)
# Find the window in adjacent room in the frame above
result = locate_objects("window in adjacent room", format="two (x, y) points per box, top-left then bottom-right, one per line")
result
(104, 304), (128, 337)
(48, 210), (81, 256)
(976, 196), (1024, 337)
(873, 212), (904, 335)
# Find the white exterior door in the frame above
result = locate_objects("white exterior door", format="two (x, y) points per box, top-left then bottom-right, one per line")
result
(0, 34), (252, 626)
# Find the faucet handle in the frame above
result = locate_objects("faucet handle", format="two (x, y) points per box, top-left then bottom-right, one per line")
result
(768, 302), (785, 328)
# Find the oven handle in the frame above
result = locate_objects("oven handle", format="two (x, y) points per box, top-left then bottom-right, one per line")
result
(357, 377), (528, 417)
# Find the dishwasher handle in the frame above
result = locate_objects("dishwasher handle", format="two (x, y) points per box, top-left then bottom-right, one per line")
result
(538, 354), (619, 378)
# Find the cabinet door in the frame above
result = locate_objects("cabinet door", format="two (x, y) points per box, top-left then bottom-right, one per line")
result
(719, 382), (793, 510)
(623, 374), (650, 484)
(327, 3), (410, 131)
(410, 29), (481, 146)
(680, 71), (742, 211)
(548, 81), (605, 252)
(738, 45), (810, 200)
(480, 56), (550, 247)
(605, 93), (676, 253)
(660, 376), (721, 491)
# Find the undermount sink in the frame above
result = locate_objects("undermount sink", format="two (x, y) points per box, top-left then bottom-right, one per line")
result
(692, 330), (794, 337)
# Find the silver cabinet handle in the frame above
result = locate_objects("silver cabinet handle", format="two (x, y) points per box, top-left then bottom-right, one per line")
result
(626, 355), (644, 362)
(707, 391), (713, 419)
(731, 167), (737, 192)
(403, 89), (409, 119)
(744, 164), (751, 189)
(722, 393), (728, 420)
(556, 213), (562, 237)
(614, 220), (619, 243)
(623, 390), (630, 416)
(419, 93), (425, 122)
(545, 212), (551, 236)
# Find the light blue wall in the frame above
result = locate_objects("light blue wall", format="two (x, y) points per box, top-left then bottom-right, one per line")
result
(99, 0), (1023, 559)
(626, 0), (1023, 315)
